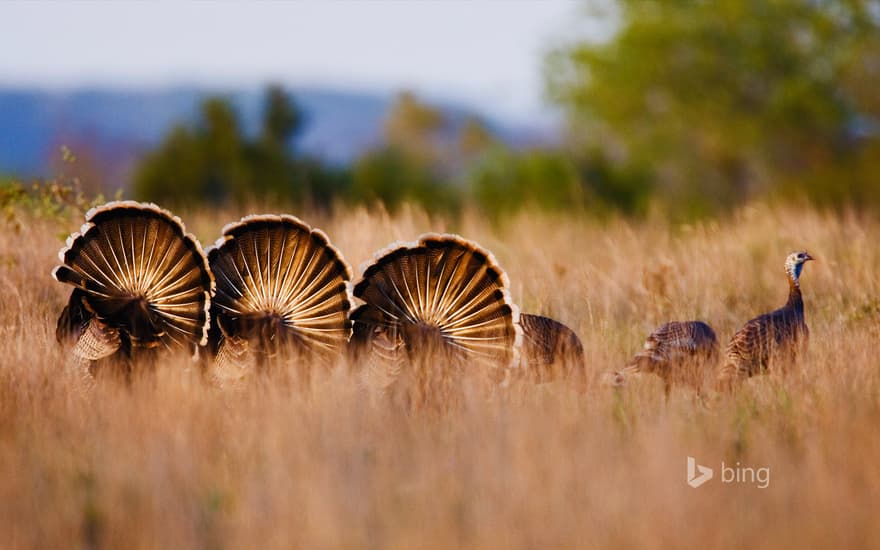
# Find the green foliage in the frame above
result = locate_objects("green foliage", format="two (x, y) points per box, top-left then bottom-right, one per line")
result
(547, 0), (880, 214)
(353, 91), (607, 218)
(134, 100), (247, 206)
(131, 82), (713, 219)
(1, 179), (99, 229)
(354, 91), (655, 218)
(261, 85), (303, 149)
(350, 92), (464, 215)
(384, 91), (445, 165)
(1, 147), (111, 230)
(133, 86), (339, 209)
(576, 150), (653, 216)
(469, 148), (585, 217)
(351, 147), (460, 214)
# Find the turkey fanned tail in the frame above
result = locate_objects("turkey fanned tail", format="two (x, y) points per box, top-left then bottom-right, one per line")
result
(53, 201), (214, 367)
(352, 234), (521, 385)
(207, 214), (352, 378)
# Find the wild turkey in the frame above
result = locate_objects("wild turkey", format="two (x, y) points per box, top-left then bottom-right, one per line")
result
(206, 214), (352, 384)
(615, 321), (719, 397)
(518, 313), (586, 391)
(717, 251), (814, 391)
(350, 234), (521, 397)
(53, 201), (214, 377)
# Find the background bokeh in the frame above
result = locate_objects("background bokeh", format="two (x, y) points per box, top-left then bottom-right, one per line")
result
(3, 0), (878, 220)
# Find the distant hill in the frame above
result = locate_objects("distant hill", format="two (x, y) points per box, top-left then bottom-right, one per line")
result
(0, 87), (555, 188)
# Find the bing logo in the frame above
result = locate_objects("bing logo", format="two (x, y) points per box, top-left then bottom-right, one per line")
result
(686, 456), (770, 489)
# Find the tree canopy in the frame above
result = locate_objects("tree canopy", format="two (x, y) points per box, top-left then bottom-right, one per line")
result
(547, 0), (880, 215)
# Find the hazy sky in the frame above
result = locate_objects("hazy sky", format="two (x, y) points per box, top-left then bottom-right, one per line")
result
(1, 1), (597, 123)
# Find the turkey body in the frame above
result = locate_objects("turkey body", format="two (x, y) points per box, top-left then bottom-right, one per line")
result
(717, 251), (813, 391)
(618, 321), (719, 396)
(518, 313), (586, 390)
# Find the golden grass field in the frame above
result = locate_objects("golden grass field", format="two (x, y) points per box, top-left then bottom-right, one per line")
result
(1, 202), (878, 549)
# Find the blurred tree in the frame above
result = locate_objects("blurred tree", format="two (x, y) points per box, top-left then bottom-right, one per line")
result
(247, 87), (304, 202)
(134, 86), (346, 208)
(134, 98), (249, 205)
(458, 117), (494, 156)
(351, 91), (461, 214)
(384, 91), (445, 165)
(578, 150), (652, 216)
(547, 0), (880, 214)
(260, 85), (304, 151)
(135, 125), (214, 205)
(470, 148), (585, 218)
(200, 98), (250, 202)
(351, 147), (459, 213)
(351, 147), (427, 211)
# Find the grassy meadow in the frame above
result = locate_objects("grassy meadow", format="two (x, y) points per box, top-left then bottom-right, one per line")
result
(1, 202), (879, 549)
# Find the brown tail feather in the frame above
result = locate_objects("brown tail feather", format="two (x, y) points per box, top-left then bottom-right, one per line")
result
(207, 214), (352, 369)
(53, 201), (214, 359)
(353, 234), (521, 372)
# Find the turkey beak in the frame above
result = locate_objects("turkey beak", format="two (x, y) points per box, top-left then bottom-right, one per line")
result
(805, 253), (815, 262)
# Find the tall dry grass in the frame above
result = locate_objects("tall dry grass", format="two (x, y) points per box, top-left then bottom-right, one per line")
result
(1, 203), (878, 549)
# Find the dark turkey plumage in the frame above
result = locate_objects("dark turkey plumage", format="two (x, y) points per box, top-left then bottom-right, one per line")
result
(518, 313), (586, 390)
(617, 321), (719, 396)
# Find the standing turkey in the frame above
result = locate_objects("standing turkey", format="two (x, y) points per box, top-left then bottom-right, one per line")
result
(518, 314), (586, 391)
(615, 321), (719, 397)
(53, 201), (214, 377)
(717, 251), (814, 391)
(206, 214), (352, 385)
(350, 234), (521, 403)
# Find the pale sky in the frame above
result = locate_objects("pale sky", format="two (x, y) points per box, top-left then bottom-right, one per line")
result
(1, 1), (598, 123)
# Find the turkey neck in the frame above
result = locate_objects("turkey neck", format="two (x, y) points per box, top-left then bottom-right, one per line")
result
(785, 273), (804, 313)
